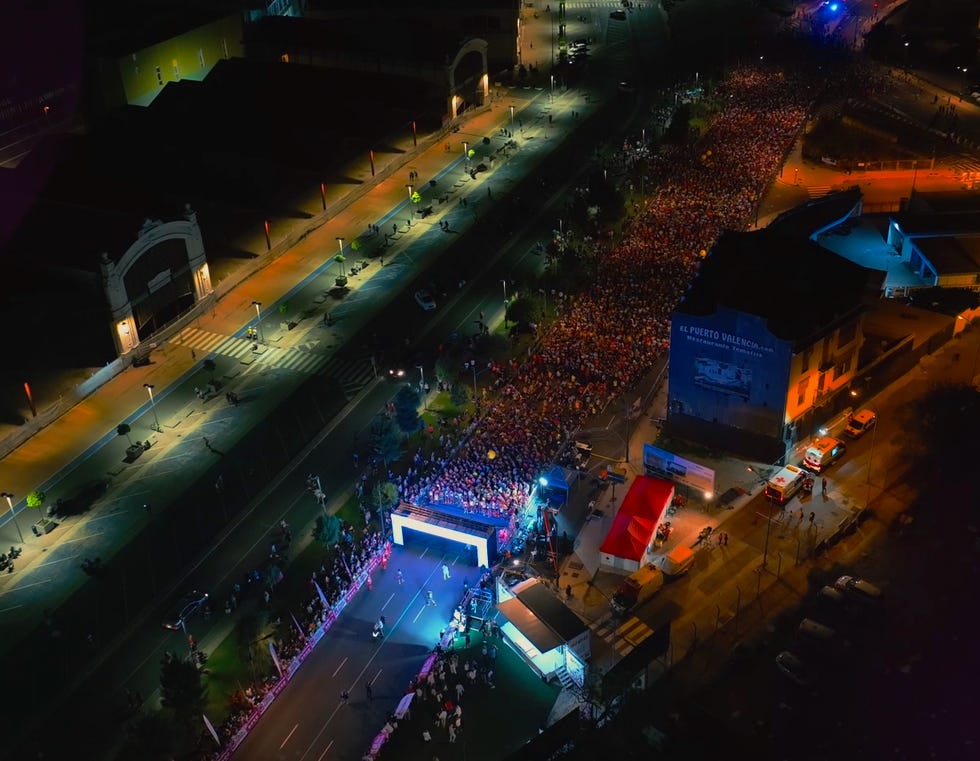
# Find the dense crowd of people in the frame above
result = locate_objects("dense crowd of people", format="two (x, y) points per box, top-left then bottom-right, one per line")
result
(402, 65), (819, 524)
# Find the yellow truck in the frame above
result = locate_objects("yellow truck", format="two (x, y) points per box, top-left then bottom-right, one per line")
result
(611, 563), (665, 615)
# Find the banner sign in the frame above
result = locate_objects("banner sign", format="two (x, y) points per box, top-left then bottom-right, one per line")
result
(642, 443), (715, 495)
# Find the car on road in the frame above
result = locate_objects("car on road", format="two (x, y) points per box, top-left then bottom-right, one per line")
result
(163, 590), (209, 631)
(775, 651), (810, 686)
(414, 289), (437, 311)
(570, 39), (589, 51)
(618, 80), (635, 93)
(610, 9), (626, 20)
(834, 575), (882, 601)
(844, 409), (877, 439)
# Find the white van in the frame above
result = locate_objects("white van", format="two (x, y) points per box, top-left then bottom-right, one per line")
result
(803, 437), (846, 472)
(845, 409), (877, 439)
(764, 464), (808, 504)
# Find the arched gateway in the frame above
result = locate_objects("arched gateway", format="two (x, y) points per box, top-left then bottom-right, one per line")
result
(101, 205), (213, 358)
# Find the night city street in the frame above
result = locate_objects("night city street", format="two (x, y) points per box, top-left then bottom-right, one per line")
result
(1, 1), (978, 761)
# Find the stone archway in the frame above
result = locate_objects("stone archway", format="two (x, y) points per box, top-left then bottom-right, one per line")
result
(101, 205), (213, 358)
(447, 38), (489, 120)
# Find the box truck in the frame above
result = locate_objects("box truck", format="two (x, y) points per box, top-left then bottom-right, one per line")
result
(611, 564), (665, 615)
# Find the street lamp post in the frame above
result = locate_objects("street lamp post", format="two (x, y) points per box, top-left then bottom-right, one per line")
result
(1, 492), (25, 544)
(251, 301), (263, 343)
(501, 280), (509, 328)
(144, 383), (161, 433)
(336, 238), (346, 277)
(747, 466), (775, 570)
(416, 365), (425, 393)
(865, 417), (878, 509)
(509, 105), (515, 125)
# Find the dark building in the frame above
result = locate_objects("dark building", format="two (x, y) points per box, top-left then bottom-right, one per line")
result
(668, 229), (883, 462)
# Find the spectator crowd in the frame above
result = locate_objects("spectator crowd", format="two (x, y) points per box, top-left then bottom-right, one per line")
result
(402, 64), (818, 527)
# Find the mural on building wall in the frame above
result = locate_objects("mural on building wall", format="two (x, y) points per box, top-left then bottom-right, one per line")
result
(669, 307), (792, 438)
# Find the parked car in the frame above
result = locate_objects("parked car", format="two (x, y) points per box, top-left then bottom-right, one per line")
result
(775, 651), (809, 686)
(818, 585), (845, 605)
(834, 575), (882, 601)
(414, 289), (437, 311)
(163, 590), (209, 631)
(845, 409), (877, 439)
(610, 9), (627, 20)
(798, 618), (836, 642)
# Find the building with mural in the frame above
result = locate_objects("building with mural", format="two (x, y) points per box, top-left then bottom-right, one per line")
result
(668, 229), (883, 461)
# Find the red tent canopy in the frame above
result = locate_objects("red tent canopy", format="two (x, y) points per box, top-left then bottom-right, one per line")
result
(599, 476), (674, 562)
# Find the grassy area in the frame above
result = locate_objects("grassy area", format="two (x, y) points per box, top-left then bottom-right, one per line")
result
(203, 614), (272, 723)
(203, 493), (370, 723)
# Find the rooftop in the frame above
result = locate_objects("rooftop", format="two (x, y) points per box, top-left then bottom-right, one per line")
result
(767, 186), (863, 240)
(250, 14), (474, 68)
(894, 189), (980, 236)
(675, 229), (881, 347)
(514, 579), (587, 643)
(915, 235), (980, 275)
(84, 0), (259, 57)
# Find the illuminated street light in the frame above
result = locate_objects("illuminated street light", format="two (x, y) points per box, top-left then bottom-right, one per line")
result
(144, 383), (161, 433)
(747, 466), (775, 570)
(1, 492), (25, 544)
(251, 300), (264, 343)
(502, 279), (509, 329)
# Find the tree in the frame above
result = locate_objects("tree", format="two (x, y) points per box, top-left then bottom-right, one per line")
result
(434, 353), (458, 385)
(506, 296), (535, 326)
(115, 711), (181, 761)
(450, 383), (470, 408)
(313, 514), (342, 548)
(26, 490), (46, 509)
(370, 414), (403, 467)
(393, 384), (421, 434)
(907, 382), (980, 475)
(202, 358), (216, 380)
(159, 654), (206, 727)
(371, 481), (399, 512)
(117, 423), (134, 447)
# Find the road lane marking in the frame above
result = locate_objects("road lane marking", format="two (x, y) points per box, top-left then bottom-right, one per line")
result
(0, 578), (53, 597)
(59, 534), (104, 544)
(316, 740), (333, 761)
(279, 723), (299, 750)
(419, 548), (428, 559)
(332, 657), (347, 677)
(371, 668), (382, 685)
(37, 554), (85, 568)
(0, 604), (23, 614)
(381, 592), (395, 611)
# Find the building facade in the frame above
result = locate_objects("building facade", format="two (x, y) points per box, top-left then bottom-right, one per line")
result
(668, 230), (877, 462)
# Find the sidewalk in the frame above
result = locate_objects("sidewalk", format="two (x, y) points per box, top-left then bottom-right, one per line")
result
(0, 80), (589, 536)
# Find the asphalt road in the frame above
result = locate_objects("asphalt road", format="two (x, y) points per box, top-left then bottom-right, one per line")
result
(4, 3), (702, 757)
(233, 544), (463, 761)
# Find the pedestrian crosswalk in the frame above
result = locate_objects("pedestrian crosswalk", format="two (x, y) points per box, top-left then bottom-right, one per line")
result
(807, 185), (833, 199)
(590, 612), (655, 656)
(172, 328), (377, 397)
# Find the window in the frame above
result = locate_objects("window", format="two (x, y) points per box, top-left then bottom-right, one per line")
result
(796, 378), (808, 407)
(155, 66), (163, 86)
(800, 349), (811, 374)
(280, 53), (290, 63)
(837, 321), (857, 348)
(836, 352), (852, 378)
